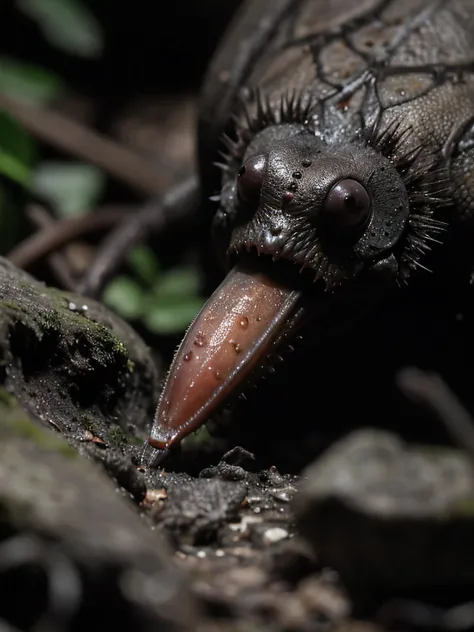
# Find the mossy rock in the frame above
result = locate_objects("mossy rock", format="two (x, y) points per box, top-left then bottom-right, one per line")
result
(0, 390), (195, 631)
(0, 257), (159, 454)
(295, 429), (474, 592)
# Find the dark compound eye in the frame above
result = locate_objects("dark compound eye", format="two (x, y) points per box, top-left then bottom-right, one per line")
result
(237, 154), (267, 206)
(322, 178), (371, 231)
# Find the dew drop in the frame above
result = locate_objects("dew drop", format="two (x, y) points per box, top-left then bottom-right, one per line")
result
(184, 351), (193, 362)
(239, 316), (249, 329)
(194, 332), (207, 347)
(233, 342), (242, 354)
(256, 316), (262, 322)
(215, 371), (222, 381)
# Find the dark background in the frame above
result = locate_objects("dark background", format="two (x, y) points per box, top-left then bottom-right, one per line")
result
(0, 0), (242, 100)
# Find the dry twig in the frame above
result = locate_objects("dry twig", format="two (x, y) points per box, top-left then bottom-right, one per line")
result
(25, 205), (77, 290)
(76, 174), (201, 298)
(397, 367), (474, 461)
(0, 94), (166, 196)
(7, 207), (129, 270)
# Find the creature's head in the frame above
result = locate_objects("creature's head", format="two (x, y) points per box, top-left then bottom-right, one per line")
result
(143, 94), (449, 465)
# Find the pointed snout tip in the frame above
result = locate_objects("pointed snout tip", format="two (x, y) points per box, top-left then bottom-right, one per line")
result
(138, 440), (170, 469)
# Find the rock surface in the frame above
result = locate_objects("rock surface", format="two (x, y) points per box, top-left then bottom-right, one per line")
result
(0, 256), (162, 495)
(295, 429), (474, 592)
(0, 391), (196, 631)
(0, 256), (160, 442)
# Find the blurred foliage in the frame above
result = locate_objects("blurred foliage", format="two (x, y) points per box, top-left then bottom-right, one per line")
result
(0, 112), (36, 187)
(32, 162), (106, 217)
(103, 245), (204, 335)
(0, 57), (63, 104)
(17, 0), (104, 59)
(0, 0), (204, 337)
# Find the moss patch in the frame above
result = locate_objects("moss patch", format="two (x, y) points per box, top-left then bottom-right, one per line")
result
(0, 256), (159, 457)
(0, 389), (76, 458)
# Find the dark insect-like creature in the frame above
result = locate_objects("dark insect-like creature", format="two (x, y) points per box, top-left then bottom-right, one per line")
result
(83, 0), (474, 467)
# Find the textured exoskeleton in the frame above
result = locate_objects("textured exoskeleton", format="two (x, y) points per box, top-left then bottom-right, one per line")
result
(142, 0), (474, 466)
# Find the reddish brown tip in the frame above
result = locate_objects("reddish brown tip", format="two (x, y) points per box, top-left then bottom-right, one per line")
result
(148, 263), (300, 451)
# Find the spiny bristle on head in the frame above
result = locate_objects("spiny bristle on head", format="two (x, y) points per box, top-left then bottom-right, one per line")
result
(364, 115), (452, 282)
(216, 88), (314, 172)
(217, 89), (452, 284)
(249, 88), (313, 134)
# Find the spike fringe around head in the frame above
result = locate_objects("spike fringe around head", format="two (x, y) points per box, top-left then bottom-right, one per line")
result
(364, 116), (451, 281)
(216, 88), (314, 173)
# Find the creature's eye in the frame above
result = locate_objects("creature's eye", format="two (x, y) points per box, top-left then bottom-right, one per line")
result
(321, 178), (371, 232)
(237, 154), (267, 207)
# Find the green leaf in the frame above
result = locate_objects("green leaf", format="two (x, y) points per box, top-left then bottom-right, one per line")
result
(127, 245), (160, 287)
(0, 111), (35, 187)
(143, 296), (204, 335)
(17, 0), (104, 59)
(0, 150), (30, 187)
(32, 162), (105, 217)
(153, 266), (201, 299)
(102, 276), (146, 321)
(0, 57), (63, 104)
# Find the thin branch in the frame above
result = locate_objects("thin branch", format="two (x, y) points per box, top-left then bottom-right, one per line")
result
(0, 94), (166, 196)
(7, 207), (130, 269)
(26, 205), (76, 290)
(397, 366), (474, 461)
(76, 174), (201, 298)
